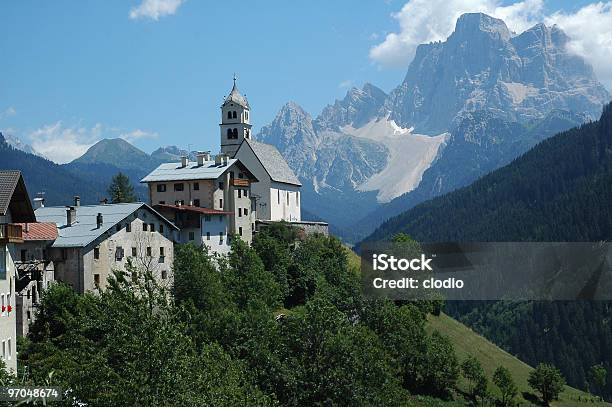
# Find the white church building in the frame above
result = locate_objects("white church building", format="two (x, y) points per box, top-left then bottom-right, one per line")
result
(220, 80), (303, 223)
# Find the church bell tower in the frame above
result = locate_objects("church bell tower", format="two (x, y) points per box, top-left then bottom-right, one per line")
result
(220, 76), (252, 157)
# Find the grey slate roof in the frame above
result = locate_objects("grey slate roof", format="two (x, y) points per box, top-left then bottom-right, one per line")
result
(35, 202), (177, 248)
(140, 159), (238, 183)
(223, 83), (250, 108)
(0, 170), (20, 216)
(244, 139), (301, 186)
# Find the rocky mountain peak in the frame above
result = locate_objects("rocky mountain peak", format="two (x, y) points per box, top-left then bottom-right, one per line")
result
(258, 101), (317, 151)
(315, 83), (387, 131)
(453, 12), (511, 42)
(387, 12), (609, 134)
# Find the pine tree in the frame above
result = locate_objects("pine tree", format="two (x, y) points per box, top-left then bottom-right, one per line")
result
(108, 172), (136, 203)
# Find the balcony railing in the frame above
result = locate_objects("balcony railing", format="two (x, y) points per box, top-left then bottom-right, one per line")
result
(0, 223), (24, 244)
(230, 179), (250, 187)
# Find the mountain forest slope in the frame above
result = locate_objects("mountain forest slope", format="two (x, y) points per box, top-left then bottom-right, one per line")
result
(362, 103), (612, 399)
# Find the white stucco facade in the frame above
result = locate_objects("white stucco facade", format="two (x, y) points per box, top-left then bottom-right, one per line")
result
(0, 209), (17, 373)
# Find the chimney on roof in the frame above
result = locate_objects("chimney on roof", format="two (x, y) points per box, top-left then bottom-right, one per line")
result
(215, 153), (229, 166)
(33, 196), (45, 209)
(96, 212), (103, 229)
(181, 155), (188, 168)
(196, 151), (210, 166)
(66, 206), (76, 227)
(74, 196), (80, 207)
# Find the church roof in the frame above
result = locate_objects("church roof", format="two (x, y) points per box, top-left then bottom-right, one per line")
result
(242, 139), (301, 186)
(223, 82), (250, 109)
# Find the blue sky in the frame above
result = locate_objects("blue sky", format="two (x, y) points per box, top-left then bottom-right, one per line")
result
(1, 0), (610, 162)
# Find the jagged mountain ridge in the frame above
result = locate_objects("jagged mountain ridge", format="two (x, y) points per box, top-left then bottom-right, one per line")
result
(257, 12), (610, 241)
(387, 13), (609, 134)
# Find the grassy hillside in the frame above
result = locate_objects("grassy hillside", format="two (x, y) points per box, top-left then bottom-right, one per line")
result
(427, 313), (607, 406)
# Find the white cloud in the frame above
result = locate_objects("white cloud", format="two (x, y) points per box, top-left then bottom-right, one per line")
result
(28, 122), (102, 164)
(369, 0), (544, 69)
(545, 3), (612, 89)
(0, 106), (17, 119)
(338, 80), (353, 88)
(120, 129), (159, 142)
(129, 0), (184, 21)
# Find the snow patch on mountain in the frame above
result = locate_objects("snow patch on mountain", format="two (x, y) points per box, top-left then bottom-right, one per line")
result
(342, 117), (447, 203)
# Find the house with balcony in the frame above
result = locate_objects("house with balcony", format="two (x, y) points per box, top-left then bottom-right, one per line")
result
(141, 152), (258, 253)
(35, 200), (178, 293)
(0, 170), (36, 372)
(13, 221), (57, 337)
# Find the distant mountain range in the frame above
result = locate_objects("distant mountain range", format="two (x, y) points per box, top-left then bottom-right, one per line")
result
(1, 132), (45, 158)
(0, 133), (107, 206)
(257, 12), (610, 242)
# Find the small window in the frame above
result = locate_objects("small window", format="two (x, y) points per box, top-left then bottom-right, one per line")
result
(244, 189), (248, 198)
(94, 247), (100, 260)
(150, 223), (155, 232)
(287, 191), (290, 205)
(232, 111), (237, 119)
(189, 231), (195, 241)
(27, 311), (31, 320)
(94, 274), (100, 287)
(159, 224), (164, 234)
(146, 247), (152, 257)
(116, 246), (124, 261)
(238, 189), (242, 198)
(238, 172), (244, 179)
(193, 199), (200, 207)
(193, 182), (199, 191)
(227, 128), (232, 137)
(227, 111), (232, 119)
(161, 270), (168, 279)
(132, 247), (137, 257)
(206, 232), (210, 240)
(232, 128), (238, 138)
(126, 222), (131, 232)
(238, 208), (242, 217)
(219, 232), (224, 243)
(296, 191), (299, 205)
(143, 223), (148, 232)
(174, 183), (184, 191)
(219, 198), (223, 209)
(277, 190), (280, 204)
(160, 247), (165, 257)
(157, 184), (167, 192)
(244, 208), (248, 216)
(239, 227), (243, 236)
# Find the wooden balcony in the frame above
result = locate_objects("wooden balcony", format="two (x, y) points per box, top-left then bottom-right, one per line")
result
(0, 223), (23, 244)
(230, 179), (250, 187)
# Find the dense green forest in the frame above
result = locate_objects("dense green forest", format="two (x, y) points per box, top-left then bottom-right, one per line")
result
(362, 103), (612, 400)
(4, 227), (470, 406)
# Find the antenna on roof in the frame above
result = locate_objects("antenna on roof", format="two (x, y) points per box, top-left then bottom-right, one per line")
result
(233, 72), (238, 85)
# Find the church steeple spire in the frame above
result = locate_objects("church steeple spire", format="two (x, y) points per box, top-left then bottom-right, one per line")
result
(220, 77), (252, 157)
